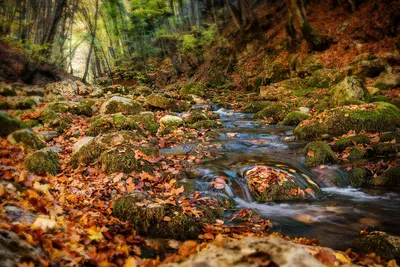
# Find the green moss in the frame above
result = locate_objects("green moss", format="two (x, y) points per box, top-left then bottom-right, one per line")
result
(25, 149), (59, 175)
(184, 110), (209, 124)
(372, 95), (388, 102)
(100, 144), (141, 174)
(372, 166), (400, 187)
(205, 130), (220, 139)
(253, 103), (289, 120)
(279, 112), (309, 126)
(348, 168), (367, 187)
(331, 139), (352, 152)
(0, 111), (26, 137)
(146, 94), (190, 112)
(39, 110), (58, 124)
(70, 131), (144, 168)
(248, 180), (303, 202)
(189, 120), (223, 129)
(87, 114), (143, 136)
(7, 129), (45, 150)
(131, 113), (159, 134)
(175, 179), (197, 194)
(380, 132), (396, 142)
(0, 87), (17, 96)
(113, 194), (202, 240)
(68, 101), (93, 116)
(371, 143), (398, 157)
(47, 102), (70, 112)
(180, 82), (205, 97)
(349, 134), (371, 144)
(241, 102), (270, 113)
(102, 98), (143, 115)
(352, 234), (400, 259)
(348, 147), (365, 160)
(50, 114), (74, 132)
(294, 102), (400, 140)
(304, 141), (338, 167)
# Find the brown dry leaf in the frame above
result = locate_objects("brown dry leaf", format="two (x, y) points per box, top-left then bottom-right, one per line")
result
(314, 248), (335, 266)
(124, 257), (137, 267)
(0, 184), (5, 197)
(168, 239), (181, 249)
(163, 216), (171, 222)
(388, 260), (400, 267)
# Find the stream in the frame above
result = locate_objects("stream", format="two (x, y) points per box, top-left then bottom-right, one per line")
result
(161, 107), (400, 250)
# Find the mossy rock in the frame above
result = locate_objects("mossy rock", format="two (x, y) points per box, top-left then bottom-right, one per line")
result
(374, 71), (400, 90)
(294, 103), (400, 140)
(349, 59), (386, 78)
(184, 110), (209, 124)
(15, 98), (37, 110)
(380, 132), (397, 142)
(68, 101), (94, 116)
(348, 147), (365, 160)
(0, 87), (17, 96)
(330, 76), (371, 107)
(100, 96), (143, 115)
(0, 111), (26, 137)
(180, 82), (206, 97)
(241, 102), (270, 113)
(352, 233), (400, 260)
(7, 129), (45, 150)
(47, 101), (70, 112)
(253, 103), (289, 120)
(371, 143), (398, 157)
(304, 141), (338, 167)
(211, 98), (231, 109)
(131, 112), (159, 134)
(100, 142), (158, 174)
(189, 120), (223, 130)
(175, 178), (197, 194)
(348, 168), (367, 187)
(160, 115), (184, 128)
(371, 166), (400, 187)
(25, 149), (59, 175)
(146, 94), (190, 112)
(70, 131), (144, 168)
(205, 130), (220, 139)
(113, 192), (223, 239)
(39, 110), (58, 124)
(304, 68), (344, 88)
(49, 114), (74, 133)
(372, 95), (388, 102)
(87, 113), (143, 136)
(278, 112), (309, 126)
(330, 139), (352, 152)
(245, 166), (322, 202)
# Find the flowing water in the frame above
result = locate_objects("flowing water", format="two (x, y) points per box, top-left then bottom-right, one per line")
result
(161, 107), (400, 250)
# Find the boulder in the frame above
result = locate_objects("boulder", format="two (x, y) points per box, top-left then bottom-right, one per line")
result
(279, 112), (309, 126)
(99, 96), (143, 115)
(330, 76), (370, 106)
(180, 82), (205, 96)
(25, 149), (59, 175)
(241, 101), (270, 113)
(131, 112), (160, 134)
(348, 168), (367, 188)
(146, 94), (190, 112)
(0, 111), (26, 137)
(374, 71), (400, 90)
(87, 113), (143, 136)
(162, 237), (325, 267)
(371, 166), (400, 187)
(189, 120), (224, 129)
(294, 103), (400, 140)
(160, 115), (184, 128)
(70, 131), (144, 168)
(304, 141), (338, 167)
(183, 110), (209, 124)
(353, 232), (400, 260)
(349, 59), (386, 78)
(100, 142), (158, 174)
(45, 80), (78, 97)
(72, 136), (94, 153)
(245, 165), (322, 201)
(7, 129), (45, 150)
(113, 192), (224, 240)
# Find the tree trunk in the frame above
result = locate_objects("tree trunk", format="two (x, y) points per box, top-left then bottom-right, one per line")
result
(224, 0), (242, 31)
(82, 0), (99, 83)
(285, 0), (328, 51)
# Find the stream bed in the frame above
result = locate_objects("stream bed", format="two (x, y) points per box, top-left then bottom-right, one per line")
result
(161, 108), (400, 250)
